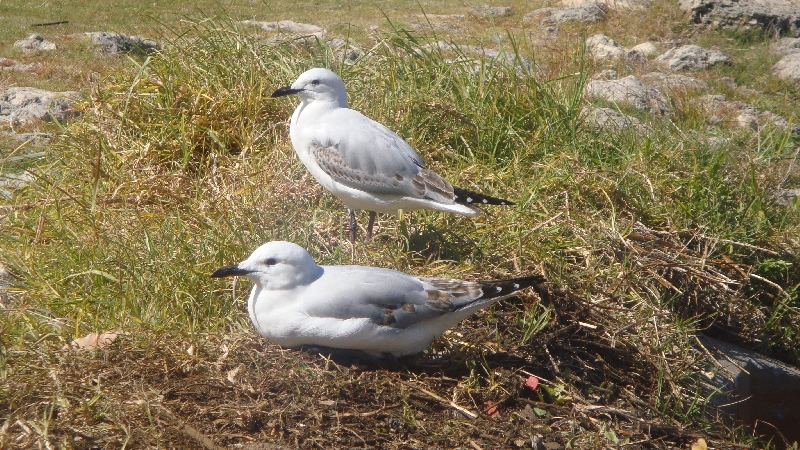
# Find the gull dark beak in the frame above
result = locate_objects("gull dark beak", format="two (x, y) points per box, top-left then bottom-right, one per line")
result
(271, 86), (304, 97)
(210, 264), (254, 278)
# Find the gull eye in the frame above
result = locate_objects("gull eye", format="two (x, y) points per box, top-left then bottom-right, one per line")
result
(265, 258), (277, 266)
(310, 79), (320, 86)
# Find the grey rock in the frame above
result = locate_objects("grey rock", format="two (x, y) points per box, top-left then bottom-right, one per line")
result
(706, 136), (729, 146)
(772, 37), (800, 55)
(696, 94), (799, 133)
(0, 132), (51, 146)
(679, 0), (800, 37)
(0, 172), (34, 198)
(524, 2), (606, 25)
(593, 69), (618, 80)
(586, 34), (645, 62)
(327, 38), (362, 63)
(562, 0), (650, 8)
(580, 106), (648, 133)
(427, 41), (533, 72)
(584, 76), (671, 115)
(470, 5), (513, 18)
(0, 262), (10, 302)
(0, 58), (37, 72)
(83, 32), (159, 54)
(241, 20), (327, 38)
(410, 14), (465, 31)
(656, 44), (730, 71)
(13, 34), (56, 52)
(717, 76), (738, 88)
(632, 42), (658, 57)
(641, 72), (710, 91)
(775, 188), (800, 205)
(699, 336), (800, 444)
(772, 53), (800, 82)
(0, 87), (82, 126)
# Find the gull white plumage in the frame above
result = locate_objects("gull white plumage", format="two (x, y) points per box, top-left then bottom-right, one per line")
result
(211, 241), (545, 357)
(271, 68), (513, 241)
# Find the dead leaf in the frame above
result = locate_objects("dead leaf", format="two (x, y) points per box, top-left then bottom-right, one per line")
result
(524, 375), (540, 391)
(62, 330), (122, 351)
(483, 400), (501, 418)
(226, 367), (240, 384)
(690, 438), (708, 450)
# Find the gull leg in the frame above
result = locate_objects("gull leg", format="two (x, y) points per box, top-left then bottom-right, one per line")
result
(348, 208), (358, 243)
(365, 211), (377, 242)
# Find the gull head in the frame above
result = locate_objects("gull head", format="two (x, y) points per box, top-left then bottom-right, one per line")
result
(211, 241), (323, 290)
(271, 68), (347, 107)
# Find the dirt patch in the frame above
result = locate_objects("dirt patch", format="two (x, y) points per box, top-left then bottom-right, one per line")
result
(3, 293), (749, 449)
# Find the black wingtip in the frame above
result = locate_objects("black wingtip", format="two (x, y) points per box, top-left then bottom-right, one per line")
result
(453, 186), (515, 207)
(478, 275), (547, 300)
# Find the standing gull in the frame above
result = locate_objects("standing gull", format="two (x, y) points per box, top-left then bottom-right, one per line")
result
(271, 68), (513, 242)
(211, 241), (545, 357)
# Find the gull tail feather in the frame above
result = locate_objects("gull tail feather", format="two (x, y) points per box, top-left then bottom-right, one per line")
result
(454, 275), (547, 314)
(453, 186), (515, 207)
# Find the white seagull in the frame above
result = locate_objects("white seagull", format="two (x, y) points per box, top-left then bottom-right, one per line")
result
(271, 68), (513, 242)
(211, 241), (545, 357)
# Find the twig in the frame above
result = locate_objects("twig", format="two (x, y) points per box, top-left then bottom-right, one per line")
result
(579, 404), (644, 423)
(777, 146), (799, 190)
(31, 20), (68, 27)
(468, 438), (483, 450)
(693, 335), (741, 380)
(333, 405), (401, 418)
(705, 236), (780, 257)
(398, 380), (478, 419)
(341, 427), (367, 446)
(524, 211), (564, 237)
(153, 404), (226, 450)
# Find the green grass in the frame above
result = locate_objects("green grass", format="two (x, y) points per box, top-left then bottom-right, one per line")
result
(1, 7), (800, 449)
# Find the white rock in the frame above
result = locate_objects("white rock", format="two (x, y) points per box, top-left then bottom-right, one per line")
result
(82, 32), (159, 54)
(593, 69), (618, 80)
(470, 5), (513, 18)
(426, 41), (533, 72)
(680, 0), (800, 37)
(586, 34), (645, 62)
(773, 53), (800, 82)
(584, 76), (670, 115)
(0, 87), (82, 126)
(562, 0), (650, 8)
(327, 38), (362, 63)
(0, 172), (34, 198)
(0, 58), (37, 72)
(655, 44), (729, 71)
(580, 106), (648, 133)
(524, 2), (606, 25)
(241, 20), (327, 38)
(771, 37), (800, 55)
(632, 42), (658, 57)
(695, 94), (799, 134)
(410, 14), (465, 31)
(640, 72), (710, 91)
(13, 34), (56, 52)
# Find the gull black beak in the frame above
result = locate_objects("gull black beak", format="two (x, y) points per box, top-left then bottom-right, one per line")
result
(210, 264), (253, 278)
(271, 86), (304, 98)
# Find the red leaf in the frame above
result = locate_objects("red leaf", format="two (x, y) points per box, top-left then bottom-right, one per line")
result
(524, 375), (540, 391)
(483, 400), (501, 418)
